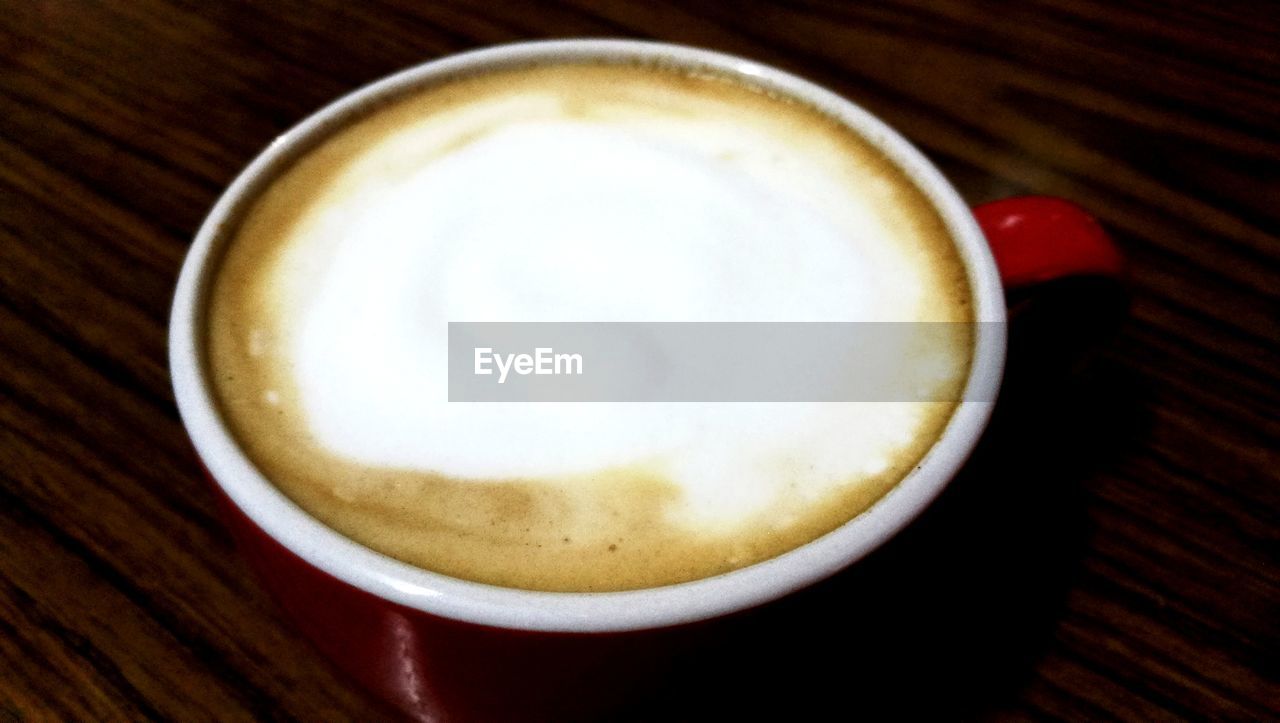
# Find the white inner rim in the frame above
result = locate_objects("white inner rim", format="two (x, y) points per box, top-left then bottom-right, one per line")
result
(169, 39), (1006, 633)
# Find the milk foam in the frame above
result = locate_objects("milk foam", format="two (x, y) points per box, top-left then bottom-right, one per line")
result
(208, 64), (972, 589)
(281, 108), (937, 528)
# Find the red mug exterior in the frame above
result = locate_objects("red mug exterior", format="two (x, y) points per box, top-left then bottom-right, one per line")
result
(203, 199), (1120, 722)
(170, 41), (1121, 723)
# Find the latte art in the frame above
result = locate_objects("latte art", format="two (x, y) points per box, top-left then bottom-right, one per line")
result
(206, 63), (973, 591)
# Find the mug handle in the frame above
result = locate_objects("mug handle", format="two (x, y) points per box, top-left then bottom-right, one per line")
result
(975, 195), (1126, 380)
(974, 195), (1124, 289)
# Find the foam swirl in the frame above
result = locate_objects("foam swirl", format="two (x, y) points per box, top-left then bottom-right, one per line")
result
(206, 63), (972, 591)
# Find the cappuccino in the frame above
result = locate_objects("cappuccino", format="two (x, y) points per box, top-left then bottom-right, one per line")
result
(205, 62), (973, 591)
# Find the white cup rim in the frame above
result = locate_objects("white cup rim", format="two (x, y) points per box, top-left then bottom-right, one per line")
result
(169, 38), (1006, 633)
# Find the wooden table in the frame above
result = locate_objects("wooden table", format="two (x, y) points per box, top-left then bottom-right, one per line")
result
(2, 1), (1276, 719)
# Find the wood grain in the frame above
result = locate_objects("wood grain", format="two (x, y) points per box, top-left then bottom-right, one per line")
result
(1, 0), (1276, 719)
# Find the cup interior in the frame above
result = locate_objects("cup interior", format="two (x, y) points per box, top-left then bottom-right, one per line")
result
(169, 39), (1006, 633)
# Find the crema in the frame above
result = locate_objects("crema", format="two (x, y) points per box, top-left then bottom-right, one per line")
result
(205, 62), (973, 591)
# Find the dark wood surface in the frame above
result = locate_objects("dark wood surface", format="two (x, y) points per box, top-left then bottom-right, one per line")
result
(1, 1), (1276, 720)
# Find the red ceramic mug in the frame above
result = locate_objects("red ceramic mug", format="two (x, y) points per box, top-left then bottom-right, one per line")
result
(169, 40), (1122, 721)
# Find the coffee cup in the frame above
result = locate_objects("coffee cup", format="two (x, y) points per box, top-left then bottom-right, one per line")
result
(170, 39), (1122, 720)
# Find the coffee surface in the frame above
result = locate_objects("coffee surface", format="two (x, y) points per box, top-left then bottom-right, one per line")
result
(205, 62), (974, 591)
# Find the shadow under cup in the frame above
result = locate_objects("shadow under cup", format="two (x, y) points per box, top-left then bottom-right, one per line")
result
(170, 39), (1009, 721)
